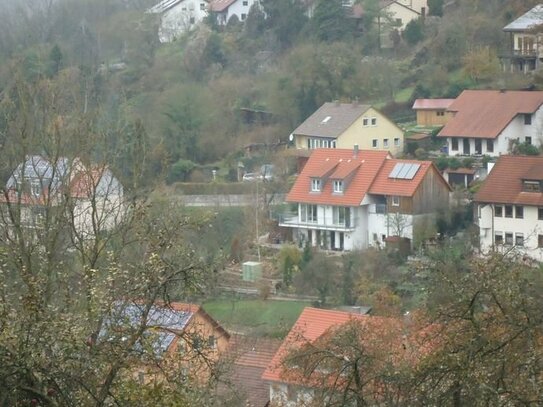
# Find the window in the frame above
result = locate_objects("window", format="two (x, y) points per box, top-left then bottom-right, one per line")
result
(301, 204), (318, 223)
(372, 139), (378, 148)
(495, 232), (503, 245)
(207, 335), (216, 348)
(495, 205), (503, 217)
(394, 138), (400, 146)
(333, 180), (344, 193)
(515, 233), (524, 246)
(392, 196), (400, 206)
(192, 334), (201, 350)
(505, 232), (513, 246)
(524, 180), (541, 192)
(383, 138), (389, 148)
(371, 117), (377, 126)
(539, 207), (543, 220)
(526, 136), (532, 145)
(539, 234), (543, 248)
(373, 233), (378, 241)
(331, 140), (337, 148)
(524, 113), (532, 125)
(505, 205), (513, 218)
(333, 207), (348, 226)
(243, 0), (248, 5)
(515, 205), (524, 219)
(200, 2), (206, 10)
(363, 118), (369, 126)
(241, 13), (247, 20)
(311, 178), (321, 192)
(486, 139), (494, 153)
(30, 180), (41, 197)
(189, 16), (195, 24)
(436, 111), (445, 116)
(451, 138), (458, 151)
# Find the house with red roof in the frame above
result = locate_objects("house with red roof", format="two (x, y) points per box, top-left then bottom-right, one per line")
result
(412, 98), (454, 127)
(209, 0), (259, 25)
(437, 90), (543, 157)
(147, 0), (210, 43)
(475, 155), (543, 262)
(279, 147), (450, 250)
(262, 307), (437, 406)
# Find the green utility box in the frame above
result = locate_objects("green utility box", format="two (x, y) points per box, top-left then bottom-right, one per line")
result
(242, 261), (262, 282)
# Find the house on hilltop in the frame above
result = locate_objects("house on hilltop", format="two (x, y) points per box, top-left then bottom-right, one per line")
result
(147, 0), (209, 42)
(437, 90), (543, 156)
(501, 4), (543, 73)
(209, 0), (260, 25)
(475, 155), (543, 262)
(278, 147), (450, 251)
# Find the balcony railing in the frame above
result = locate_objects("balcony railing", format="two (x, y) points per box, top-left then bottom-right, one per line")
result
(275, 212), (356, 231)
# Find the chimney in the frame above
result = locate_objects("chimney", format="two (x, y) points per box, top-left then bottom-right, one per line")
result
(353, 144), (359, 158)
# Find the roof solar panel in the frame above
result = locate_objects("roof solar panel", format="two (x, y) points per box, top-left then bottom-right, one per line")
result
(404, 163), (421, 179)
(397, 163), (412, 179)
(389, 163), (403, 178)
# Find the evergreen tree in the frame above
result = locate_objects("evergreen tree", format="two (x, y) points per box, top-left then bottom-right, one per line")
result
(311, 0), (350, 42)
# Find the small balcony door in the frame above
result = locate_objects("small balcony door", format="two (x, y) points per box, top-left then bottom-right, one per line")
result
(475, 139), (482, 155)
(463, 138), (470, 155)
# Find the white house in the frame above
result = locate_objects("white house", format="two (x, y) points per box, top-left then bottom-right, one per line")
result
(438, 90), (543, 157)
(1, 155), (124, 239)
(279, 148), (450, 251)
(475, 155), (543, 262)
(209, 0), (260, 25)
(147, 0), (209, 43)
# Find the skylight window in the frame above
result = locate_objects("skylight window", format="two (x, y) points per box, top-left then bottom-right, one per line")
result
(321, 116), (332, 124)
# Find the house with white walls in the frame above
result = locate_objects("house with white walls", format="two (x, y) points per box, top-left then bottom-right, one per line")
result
(438, 90), (543, 157)
(147, 0), (209, 42)
(278, 148), (450, 251)
(209, 0), (260, 25)
(475, 155), (543, 262)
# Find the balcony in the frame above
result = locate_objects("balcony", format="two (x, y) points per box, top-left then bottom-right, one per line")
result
(276, 212), (356, 231)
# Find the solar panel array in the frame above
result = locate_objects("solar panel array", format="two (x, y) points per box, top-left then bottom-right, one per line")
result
(388, 162), (421, 180)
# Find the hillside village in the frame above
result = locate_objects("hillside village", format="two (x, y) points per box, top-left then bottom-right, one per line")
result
(2, 0), (543, 406)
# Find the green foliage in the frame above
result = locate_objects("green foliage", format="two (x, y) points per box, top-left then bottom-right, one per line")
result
(202, 33), (227, 67)
(403, 19), (424, 45)
(262, 0), (308, 48)
(427, 0), (444, 16)
(167, 159), (197, 184)
(294, 252), (339, 305)
(277, 244), (302, 287)
(311, 0), (351, 42)
(511, 140), (540, 155)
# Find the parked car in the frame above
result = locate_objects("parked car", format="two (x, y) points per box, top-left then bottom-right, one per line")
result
(242, 172), (258, 182)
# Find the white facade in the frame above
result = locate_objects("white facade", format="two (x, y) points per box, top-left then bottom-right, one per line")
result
(444, 106), (543, 157)
(269, 383), (314, 407)
(215, 0), (259, 25)
(280, 200), (413, 251)
(478, 203), (543, 262)
(149, 0), (209, 43)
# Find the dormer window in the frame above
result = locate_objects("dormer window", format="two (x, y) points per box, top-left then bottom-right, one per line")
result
(523, 180), (541, 192)
(311, 178), (322, 192)
(333, 180), (344, 193)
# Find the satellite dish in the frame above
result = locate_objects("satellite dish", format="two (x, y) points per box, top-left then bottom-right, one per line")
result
(289, 133), (294, 141)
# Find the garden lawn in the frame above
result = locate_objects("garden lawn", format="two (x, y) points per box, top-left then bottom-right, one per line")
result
(202, 298), (309, 338)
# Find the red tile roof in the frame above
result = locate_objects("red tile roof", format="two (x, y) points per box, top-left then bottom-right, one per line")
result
(412, 98), (454, 110)
(369, 159), (448, 197)
(475, 155), (543, 206)
(210, 0), (237, 12)
(438, 90), (543, 139)
(286, 149), (447, 205)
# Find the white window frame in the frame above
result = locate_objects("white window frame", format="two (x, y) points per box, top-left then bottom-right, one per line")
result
(391, 196), (400, 206)
(394, 138), (400, 146)
(383, 138), (389, 148)
(333, 180), (344, 193)
(372, 139), (378, 148)
(333, 206), (347, 226)
(363, 118), (369, 126)
(371, 117), (377, 126)
(311, 178), (321, 192)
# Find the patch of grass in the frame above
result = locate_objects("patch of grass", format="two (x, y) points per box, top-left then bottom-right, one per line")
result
(395, 86), (414, 103)
(203, 298), (309, 338)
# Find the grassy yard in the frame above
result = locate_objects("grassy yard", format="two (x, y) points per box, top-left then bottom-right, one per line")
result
(202, 298), (310, 338)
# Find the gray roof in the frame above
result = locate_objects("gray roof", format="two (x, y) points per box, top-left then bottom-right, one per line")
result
(6, 155), (70, 191)
(147, 0), (184, 14)
(504, 4), (543, 32)
(100, 302), (195, 355)
(292, 102), (371, 139)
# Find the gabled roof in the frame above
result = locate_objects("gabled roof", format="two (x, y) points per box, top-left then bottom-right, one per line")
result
(210, 0), (237, 12)
(438, 90), (543, 139)
(292, 102), (371, 139)
(286, 149), (390, 206)
(475, 155), (543, 206)
(503, 4), (543, 32)
(412, 98), (455, 110)
(70, 167), (123, 199)
(286, 149), (446, 205)
(369, 159), (450, 197)
(147, 0), (185, 13)
(379, 0), (420, 14)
